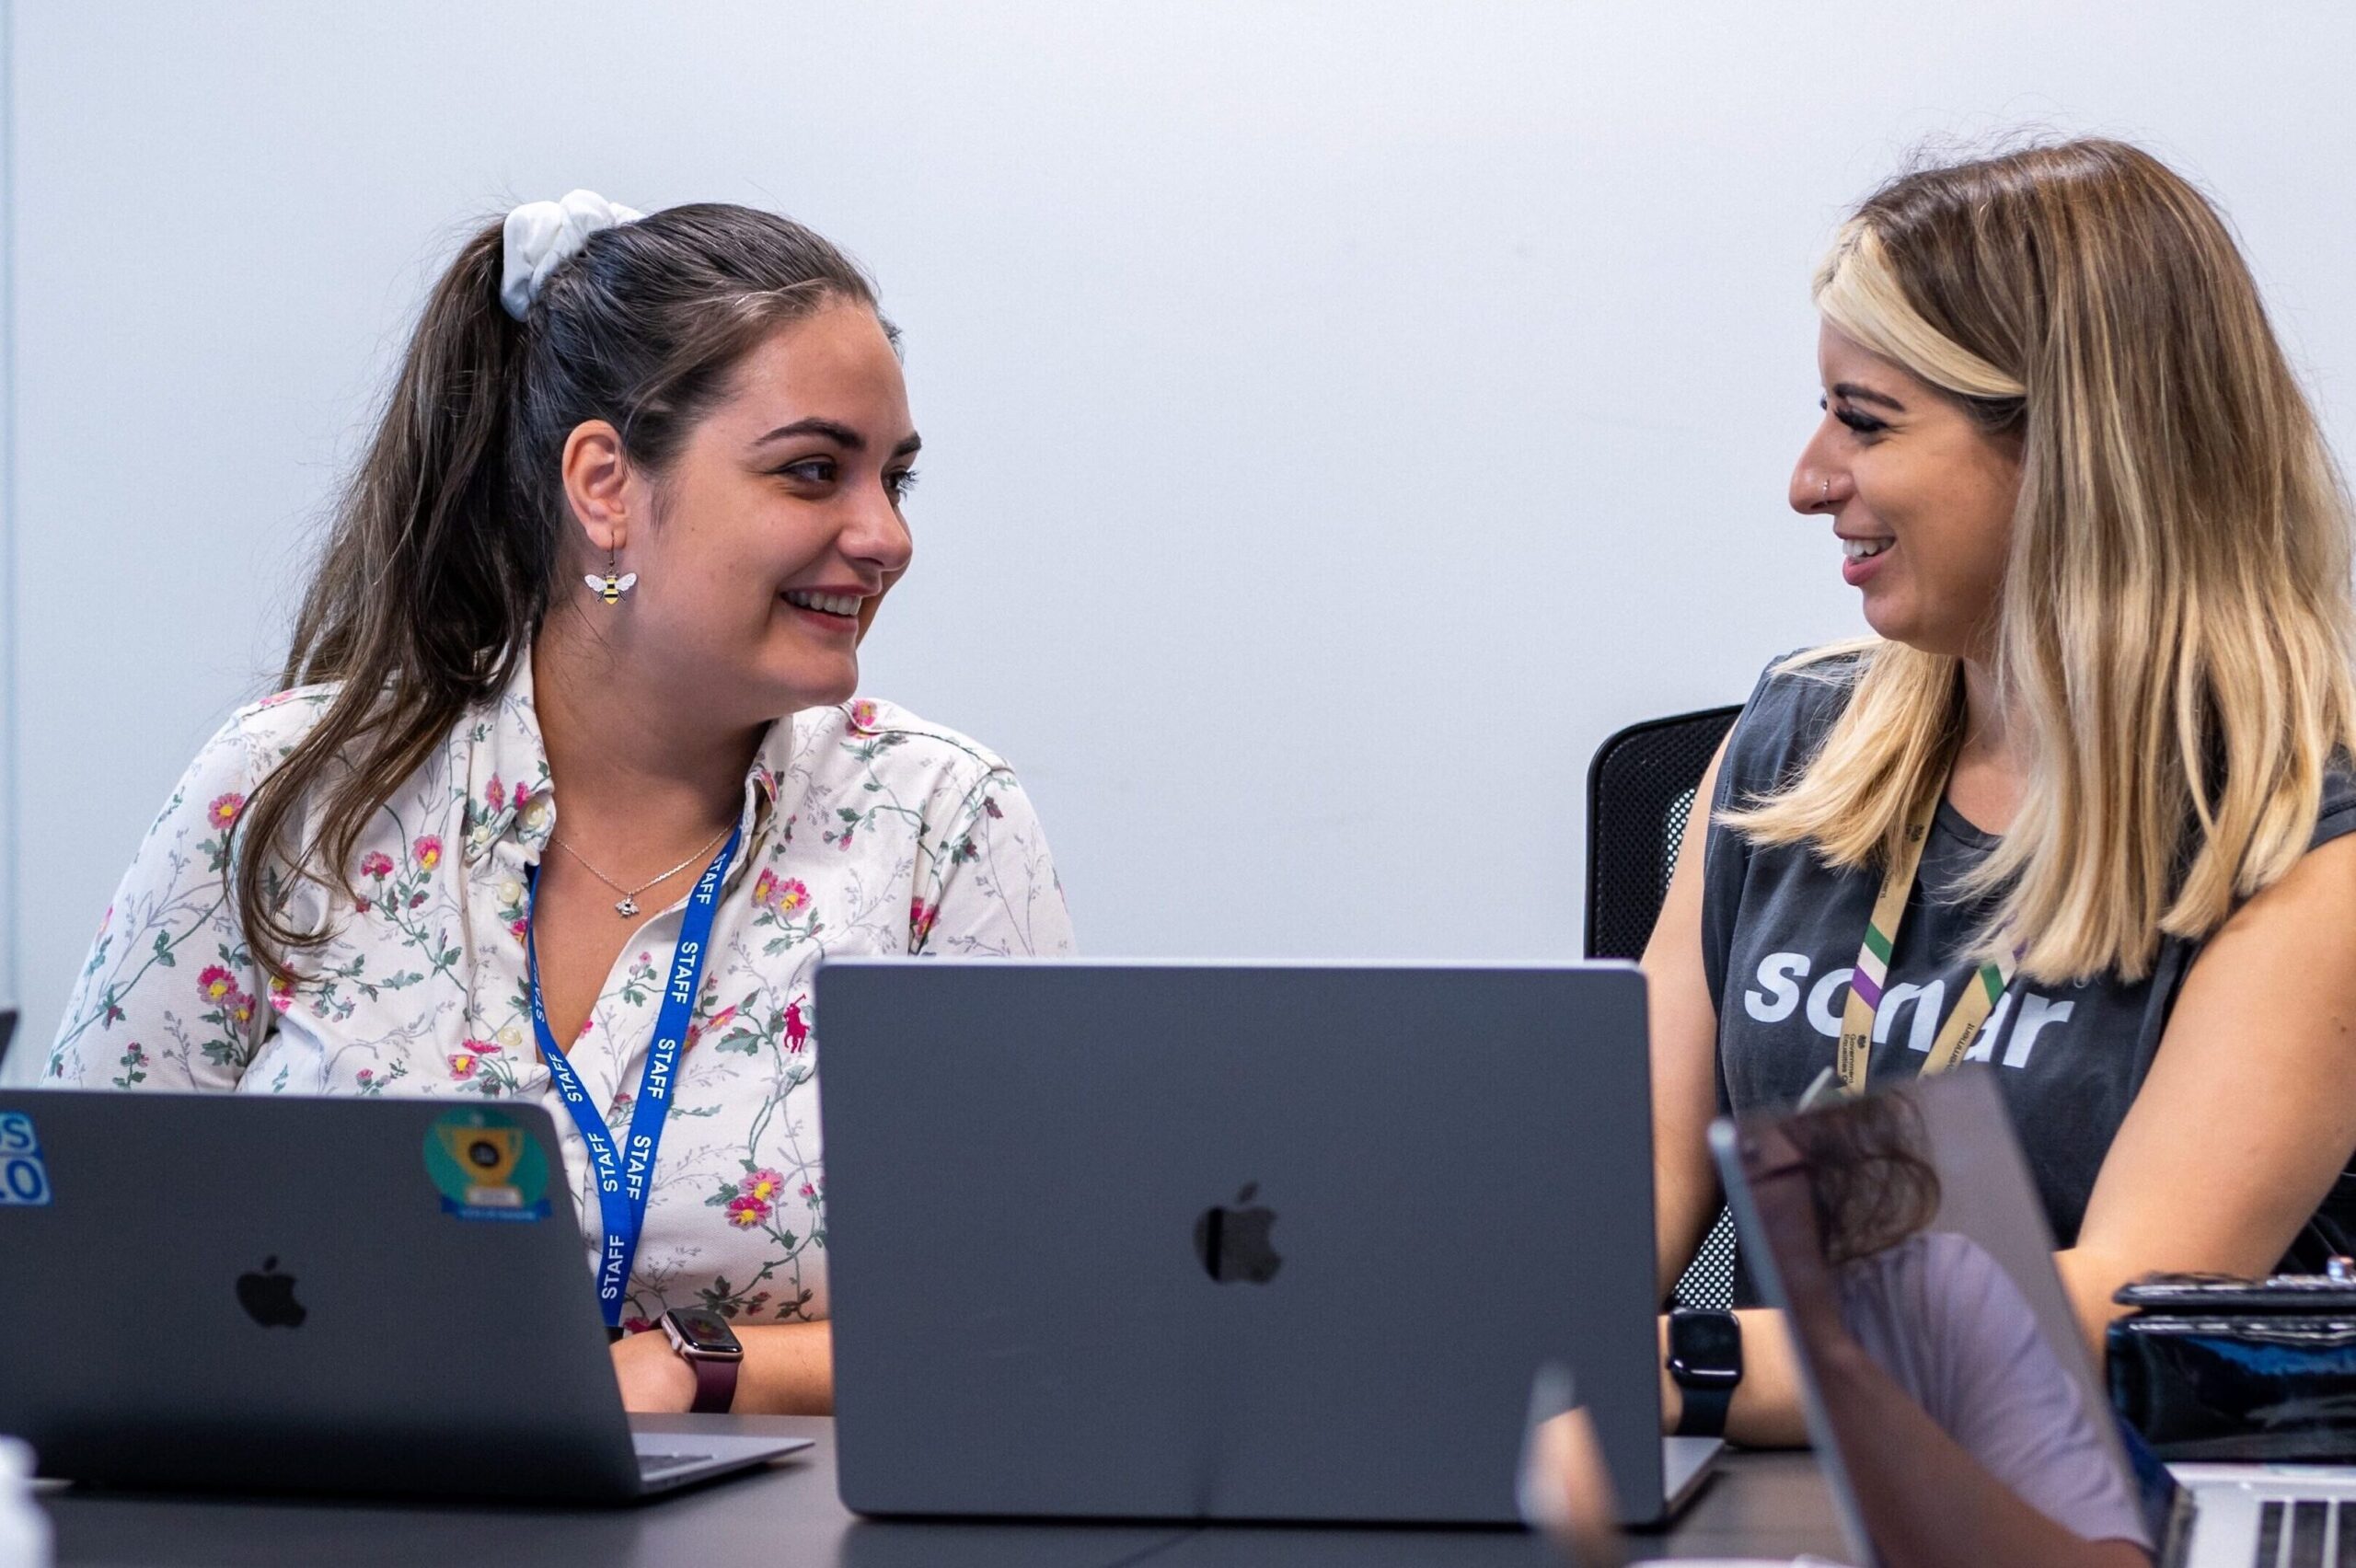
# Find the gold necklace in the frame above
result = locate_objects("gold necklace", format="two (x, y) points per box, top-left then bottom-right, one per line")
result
(549, 822), (733, 918)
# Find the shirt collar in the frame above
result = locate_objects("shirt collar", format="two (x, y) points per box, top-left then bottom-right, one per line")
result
(461, 647), (799, 868)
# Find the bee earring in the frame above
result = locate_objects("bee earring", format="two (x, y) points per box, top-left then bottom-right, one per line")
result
(585, 545), (638, 606)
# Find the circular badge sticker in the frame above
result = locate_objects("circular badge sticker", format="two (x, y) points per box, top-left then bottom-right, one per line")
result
(424, 1107), (551, 1221)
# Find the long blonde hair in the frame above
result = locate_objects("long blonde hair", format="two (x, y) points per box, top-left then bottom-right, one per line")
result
(1727, 138), (2356, 984)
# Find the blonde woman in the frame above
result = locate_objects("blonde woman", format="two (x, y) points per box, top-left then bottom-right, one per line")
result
(1646, 140), (2356, 1452)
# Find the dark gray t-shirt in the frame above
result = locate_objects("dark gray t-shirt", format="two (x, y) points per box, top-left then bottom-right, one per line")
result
(1703, 654), (2356, 1255)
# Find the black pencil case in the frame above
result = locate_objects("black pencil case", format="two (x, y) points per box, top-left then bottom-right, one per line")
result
(2108, 1273), (2356, 1461)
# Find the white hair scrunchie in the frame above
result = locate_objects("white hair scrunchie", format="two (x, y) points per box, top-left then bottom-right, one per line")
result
(499, 189), (643, 320)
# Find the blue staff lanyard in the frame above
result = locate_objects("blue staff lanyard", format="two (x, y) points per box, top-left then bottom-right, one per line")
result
(526, 824), (742, 1328)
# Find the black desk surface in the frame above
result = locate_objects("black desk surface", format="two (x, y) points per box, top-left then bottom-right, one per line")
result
(42, 1415), (1854, 1566)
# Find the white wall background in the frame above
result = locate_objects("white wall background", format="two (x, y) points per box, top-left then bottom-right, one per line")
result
(8, 1), (2356, 1077)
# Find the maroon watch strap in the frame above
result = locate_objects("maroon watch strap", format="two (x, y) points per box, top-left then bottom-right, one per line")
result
(687, 1351), (738, 1413)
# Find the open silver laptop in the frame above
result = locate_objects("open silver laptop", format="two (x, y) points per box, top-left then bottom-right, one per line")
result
(0, 1089), (806, 1502)
(1715, 1068), (2356, 1568)
(817, 958), (1716, 1525)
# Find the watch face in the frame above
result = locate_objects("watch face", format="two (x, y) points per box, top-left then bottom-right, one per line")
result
(667, 1308), (741, 1353)
(1671, 1311), (1741, 1372)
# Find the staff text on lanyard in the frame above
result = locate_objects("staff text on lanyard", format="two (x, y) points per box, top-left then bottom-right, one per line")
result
(527, 825), (742, 1328)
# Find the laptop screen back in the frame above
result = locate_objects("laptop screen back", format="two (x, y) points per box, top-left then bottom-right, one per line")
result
(1715, 1069), (2158, 1566)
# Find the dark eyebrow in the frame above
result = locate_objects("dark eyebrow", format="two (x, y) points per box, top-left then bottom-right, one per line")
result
(752, 420), (924, 461)
(1831, 381), (1908, 413)
(753, 417), (865, 450)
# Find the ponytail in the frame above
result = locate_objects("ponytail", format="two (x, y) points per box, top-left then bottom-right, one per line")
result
(237, 202), (880, 978)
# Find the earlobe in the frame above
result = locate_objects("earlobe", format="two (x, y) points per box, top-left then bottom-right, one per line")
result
(560, 419), (635, 555)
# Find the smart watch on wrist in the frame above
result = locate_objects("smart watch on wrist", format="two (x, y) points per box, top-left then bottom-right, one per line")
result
(660, 1307), (745, 1414)
(1667, 1309), (1743, 1438)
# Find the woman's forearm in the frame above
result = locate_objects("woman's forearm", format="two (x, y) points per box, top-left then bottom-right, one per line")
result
(733, 1320), (833, 1414)
(1657, 1307), (1811, 1447)
(613, 1319), (834, 1414)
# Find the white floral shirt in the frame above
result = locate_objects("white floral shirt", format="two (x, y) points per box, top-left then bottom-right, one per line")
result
(43, 656), (1074, 1329)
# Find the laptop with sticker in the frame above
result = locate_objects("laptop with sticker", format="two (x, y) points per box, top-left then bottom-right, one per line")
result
(0, 1089), (806, 1502)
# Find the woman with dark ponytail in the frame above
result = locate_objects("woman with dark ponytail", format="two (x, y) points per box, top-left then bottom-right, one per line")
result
(44, 190), (1074, 1412)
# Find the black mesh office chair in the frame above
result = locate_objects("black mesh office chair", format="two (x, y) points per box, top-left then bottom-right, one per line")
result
(1585, 705), (1742, 1310)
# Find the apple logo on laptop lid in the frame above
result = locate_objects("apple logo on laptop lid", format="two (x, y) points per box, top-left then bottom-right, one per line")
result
(1194, 1183), (1283, 1284)
(236, 1257), (306, 1329)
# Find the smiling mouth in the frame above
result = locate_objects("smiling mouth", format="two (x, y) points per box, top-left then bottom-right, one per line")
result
(783, 590), (862, 617)
(1840, 537), (1892, 560)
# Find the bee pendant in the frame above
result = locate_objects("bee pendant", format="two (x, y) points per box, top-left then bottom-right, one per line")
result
(584, 571), (639, 605)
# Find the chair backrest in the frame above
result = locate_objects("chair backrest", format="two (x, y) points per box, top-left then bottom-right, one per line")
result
(1586, 705), (1743, 1311)
(1584, 706), (1742, 962)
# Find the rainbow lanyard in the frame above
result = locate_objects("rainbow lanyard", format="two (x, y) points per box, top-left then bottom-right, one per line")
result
(1835, 772), (2017, 1094)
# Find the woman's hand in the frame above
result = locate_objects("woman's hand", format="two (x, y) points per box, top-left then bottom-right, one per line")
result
(611, 1326), (699, 1413)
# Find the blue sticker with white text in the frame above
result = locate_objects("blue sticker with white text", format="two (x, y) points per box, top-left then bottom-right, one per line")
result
(0, 1113), (52, 1206)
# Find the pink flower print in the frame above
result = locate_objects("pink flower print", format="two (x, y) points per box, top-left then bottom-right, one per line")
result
(447, 1050), (479, 1079)
(355, 1067), (375, 1086)
(783, 997), (812, 1054)
(360, 850), (395, 880)
(799, 1181), (818, 1202)
(484, 775), (504, 812)
(726, 1194), (771, 1228)
(206, 792), (246, 829)
(684, 1004), (738, 1050)
(199, 964), (237, 1003)
(836, 826), (855, 852)
(412, 835), (443, 871)
(740, 1169), (786, 1204)
(754, 870), (810, 913)
(849, 699), (879, 732)
(514, 780), (531, 809)
(509, 917), (529, 943)
(910, 899), (940, 943)
(354, 896), (373, 914)
(267, 974), (294, 1014)
(228, 991), (255, 1026)
(983, 796), (1004, 820)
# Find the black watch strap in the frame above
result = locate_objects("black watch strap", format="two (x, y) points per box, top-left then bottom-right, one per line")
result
(1667, 1308), (1742, 1438)
(1673, 1382), (1734, 1438)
